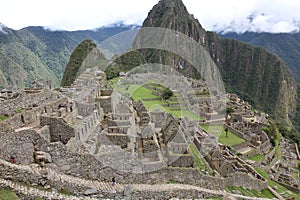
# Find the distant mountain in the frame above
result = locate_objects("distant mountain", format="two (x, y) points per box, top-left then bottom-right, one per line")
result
(220, 32), (300, 82)
(0, 23), (137, 88)
(106, 0), (296, 122)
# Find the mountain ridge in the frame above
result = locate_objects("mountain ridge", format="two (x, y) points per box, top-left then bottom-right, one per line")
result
(220, 31), (300, 82)
(0, 23), (137, 89)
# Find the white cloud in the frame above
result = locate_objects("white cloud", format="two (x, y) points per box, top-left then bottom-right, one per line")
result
(184, 0), (300, 33)
(0, 0), (158, 30)
(0, 0), (300, 33)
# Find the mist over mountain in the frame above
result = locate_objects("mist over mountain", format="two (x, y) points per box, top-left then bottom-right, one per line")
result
(212, 13), (300, 34)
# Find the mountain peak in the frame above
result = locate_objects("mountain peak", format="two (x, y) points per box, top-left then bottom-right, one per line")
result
(143, 0), (206, 44)
(158, 0), (186, 8)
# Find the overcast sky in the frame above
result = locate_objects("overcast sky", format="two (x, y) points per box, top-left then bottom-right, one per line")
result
(1, 0), (300, 33)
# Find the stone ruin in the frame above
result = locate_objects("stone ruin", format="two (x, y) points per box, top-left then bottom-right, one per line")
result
(0, 67), (283, 199)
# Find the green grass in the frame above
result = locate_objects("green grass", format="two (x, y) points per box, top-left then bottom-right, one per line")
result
(0, 188), (19, 200)
(255, 167), (300, 200)
(131, 86), (157, 101)
(200, 125), (245, 146)
(188, 144), (214, 175)
(142, 100), (203, 120)
(15, 108), (24, 114)
(248, 154), (264, 162)
(168, 180), (176, 184)
(226, 186), (275, 198)
(0, 181), (73, 199)
(0, 115), (9, 122)
(127, 85), (204, 120)
(107, 77), (120, 88)
(162, 106), (203, 120)
(58, 189), (73, 196)
(189, 144), (205, 171)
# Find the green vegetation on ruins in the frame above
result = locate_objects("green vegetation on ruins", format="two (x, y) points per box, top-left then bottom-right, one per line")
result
(200, 125), (245, 147)
(0, 115), (9, 122)
(188, 143), (214, 175)
(119, 83), (204, 121)
(254, 168), (300, 200)
(188, 144), (205, 171)
(0, 188), (19, 200)
(225, 186), (275, 199)
(247, 154), (264, 162)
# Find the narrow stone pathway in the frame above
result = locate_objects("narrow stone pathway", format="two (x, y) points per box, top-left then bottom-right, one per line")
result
(130, 183), (225, 195)
(0, 177), (99, 200)
(0, 159), (278, 200)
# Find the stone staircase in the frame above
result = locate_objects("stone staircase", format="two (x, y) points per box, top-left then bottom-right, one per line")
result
(49, 168), (124, 192)
(0, 158), (124, 198)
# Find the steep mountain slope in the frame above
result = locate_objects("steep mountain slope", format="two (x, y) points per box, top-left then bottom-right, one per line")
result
(0, 26), (60, 88)
(220, 32), (300, 82)
(0, 24), (135, 89)
(61, 39), (106, 86)
(113, 0), (297, 121)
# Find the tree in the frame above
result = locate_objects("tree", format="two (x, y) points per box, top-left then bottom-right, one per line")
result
(226, 107), (234, 114)
(161, 88), (173, 100)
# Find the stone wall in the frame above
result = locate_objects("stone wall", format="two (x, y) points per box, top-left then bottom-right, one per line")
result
(0, 114), (23, 132)
(21, 107), (44, 125)
(105, 134), (130, 148)
(258, 148), (276, 166)
(112, 114), (130, 120)
(39, 142), (267, 191)
(0, 159), (125, 199)
(40, 116), (75, 144)
(0, 96), (71, 133)
(0, 107), (44, 132)
(168, 154), (194, 167)
(44, 97), (69, 115)
(0, 90), (53, 116)
(128, 185), (222, 200)
(224, 124), (246, 139)
(0, 157), (268, 200)
(0, 160), (44, 185)
(75, 110), (102, 143)
(41, 143), (106, 178)
(37, 125), (51, 143)
(0, 129), (49, 165)
(241, 147), (261, 159)
(76, 102), (97, 117)
(95, 96), (112, 113)
(150, 112), (168, 128)
(100, 89), (113, 96)
(260, 140), (272, 154)
(107, 119), (131, 127)
(0, 138), (268, 199)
